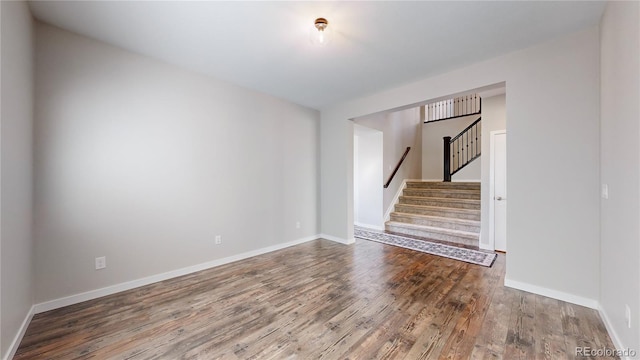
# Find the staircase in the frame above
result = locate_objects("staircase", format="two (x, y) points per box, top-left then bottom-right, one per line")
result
(385, 181), (480, 247)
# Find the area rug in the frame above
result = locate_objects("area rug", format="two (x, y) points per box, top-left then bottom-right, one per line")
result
(354, 226), (497, 267)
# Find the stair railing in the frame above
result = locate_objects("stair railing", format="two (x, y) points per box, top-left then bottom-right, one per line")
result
(384, 147), (411, 188)
(443, 117), (481, 182)
(426, 94), (481, 123)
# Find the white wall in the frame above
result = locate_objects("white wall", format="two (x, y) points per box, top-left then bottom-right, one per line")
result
(479, 94), (506, 248)
(356, 107), (422, 213)
(421, 114), (481, 181)
(320, 27), (600, 305)
(353, 125), (383, 229)
(33, 23), (320, 304)
(599, 0), (640, 353)
(0, 1), (34, 358)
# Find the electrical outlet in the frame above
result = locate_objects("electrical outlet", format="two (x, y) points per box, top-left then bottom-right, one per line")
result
(602, 184), (609, 199)
(296, 221), (301, 229)
(215, 235), (222, 245)
(625, 304), (631, 328)
(95, 256), (106, 270)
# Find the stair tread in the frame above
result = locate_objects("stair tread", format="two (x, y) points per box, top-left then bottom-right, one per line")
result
(385, 221), (479, 237)
(400, 195), (480, 203)
(406, 181), (480, 185)
(406, 180), (480, 182)
(395, 203), (480, 213)
(406, 188), (480, 192)
(391, 212), (480, 225)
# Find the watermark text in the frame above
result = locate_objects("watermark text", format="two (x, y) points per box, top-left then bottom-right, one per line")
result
(576, 346), (636, 358)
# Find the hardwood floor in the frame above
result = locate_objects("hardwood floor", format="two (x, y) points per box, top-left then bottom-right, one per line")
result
(16, 239), (615, 359)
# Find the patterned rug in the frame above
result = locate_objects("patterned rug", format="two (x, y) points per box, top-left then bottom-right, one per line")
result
(354, 226), (497, 267)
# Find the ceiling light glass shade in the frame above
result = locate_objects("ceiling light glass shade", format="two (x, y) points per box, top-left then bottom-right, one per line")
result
(310, 17), (332, 46)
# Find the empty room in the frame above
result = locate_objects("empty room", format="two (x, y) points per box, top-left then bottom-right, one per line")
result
(1, 1), (639, 359)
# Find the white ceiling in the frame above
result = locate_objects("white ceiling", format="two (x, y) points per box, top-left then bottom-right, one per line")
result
(28, 1), (606, 110)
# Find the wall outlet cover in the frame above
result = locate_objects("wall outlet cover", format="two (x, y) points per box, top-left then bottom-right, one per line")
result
(95, 256), (106, 270)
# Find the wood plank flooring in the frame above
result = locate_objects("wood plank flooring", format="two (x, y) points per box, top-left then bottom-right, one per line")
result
(15, 239), (616, 359)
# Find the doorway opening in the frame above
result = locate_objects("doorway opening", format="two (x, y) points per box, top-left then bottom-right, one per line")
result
(351, 83), (507, 252)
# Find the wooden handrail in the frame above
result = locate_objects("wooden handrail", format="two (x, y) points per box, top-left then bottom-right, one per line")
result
(384, 147), (411, 189)
(450, 116), (481, 142)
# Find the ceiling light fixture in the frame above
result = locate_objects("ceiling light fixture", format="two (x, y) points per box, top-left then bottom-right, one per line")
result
(310, 17), (332, 46)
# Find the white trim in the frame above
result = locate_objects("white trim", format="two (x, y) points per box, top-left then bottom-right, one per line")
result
(598, 305), (633, 359)
(319, 233), (355, 245)
(34, 235), (320, 314)
(354, 222), (384, 231)
(488, 130), (506, 251)
(384, 179), (407, 221)
(478, 234), (495, 251)
(504, 278), (598, 309)
(4, 305), (35, 360)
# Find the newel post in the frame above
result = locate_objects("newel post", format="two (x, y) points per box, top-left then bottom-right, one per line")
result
(443, 136), (451, 182)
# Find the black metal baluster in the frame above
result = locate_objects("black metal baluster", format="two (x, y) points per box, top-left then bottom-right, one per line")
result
(476, 124), (479, 156)
(471, 95), (476, 112)
(463, 95), (467, 116)
(472, 125), (475, 158)
(469, 128), (474, 157)
(454, 97), (458, 117)
(464, 96), (469, 115)
(466, 131), (469, 163)
(457, 138), (460, 171)
(472, 125), (476, 158)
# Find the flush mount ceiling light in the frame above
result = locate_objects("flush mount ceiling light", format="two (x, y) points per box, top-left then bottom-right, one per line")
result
(310, 17), (332, 46)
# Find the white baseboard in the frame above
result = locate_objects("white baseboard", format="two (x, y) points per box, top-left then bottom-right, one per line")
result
(319, 233), (355, 245)
(354, 222), (384, 231)
(384, 179), (407, 222)
(504, 278), (599, 309)
(598, 305), (634, 359)
(34, 235), (321, 314)
(4, 305), (35, 360)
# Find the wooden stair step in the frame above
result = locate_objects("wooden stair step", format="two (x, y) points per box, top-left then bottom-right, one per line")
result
(393, 203), (480, 221)
(403, 188), (480, 200)
(399, 196), (480, 210)
(405, 181), (480, 190)
(390, 212), (480, 232)
(385, 221), (479, 247)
